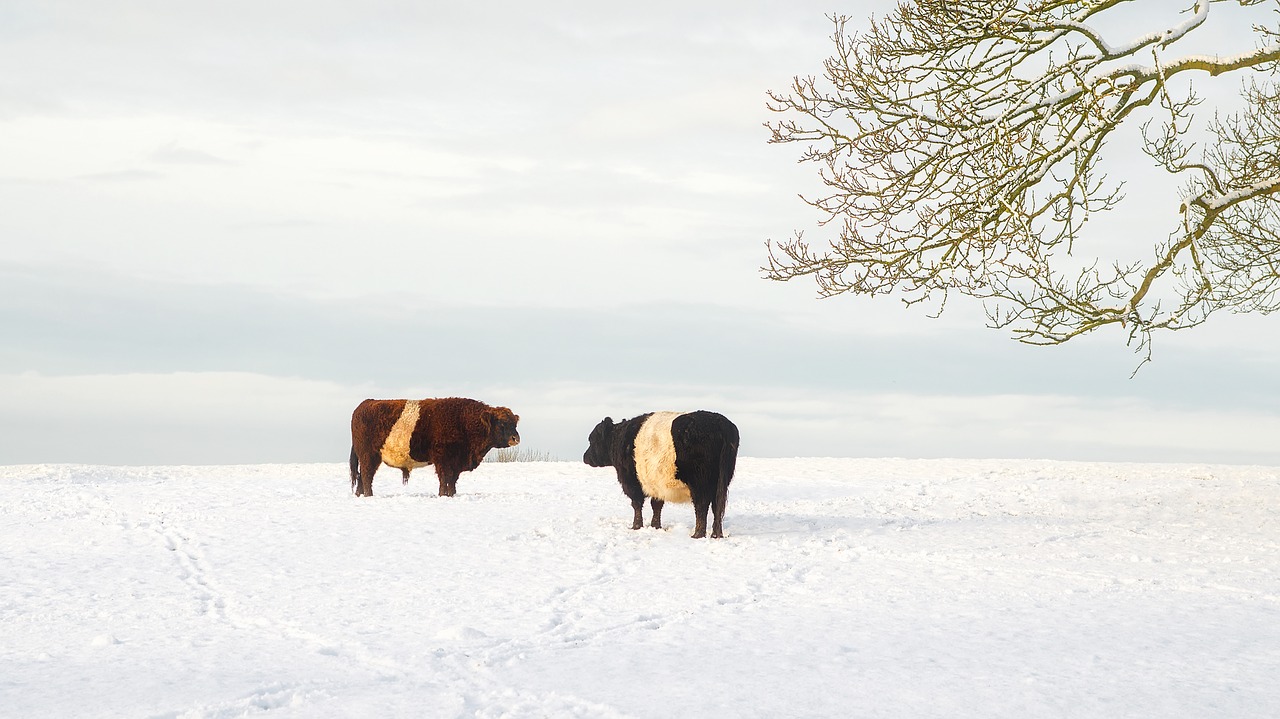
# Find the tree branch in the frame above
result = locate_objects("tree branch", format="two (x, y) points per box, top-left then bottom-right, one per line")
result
(764, 0), (1280, 359)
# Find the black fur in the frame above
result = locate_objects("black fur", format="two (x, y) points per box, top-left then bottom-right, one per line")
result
(583, 410), (739, 538)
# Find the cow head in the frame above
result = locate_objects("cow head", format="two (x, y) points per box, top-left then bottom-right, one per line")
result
(485, 406), (521, 449)
(582, 417), (615, 467)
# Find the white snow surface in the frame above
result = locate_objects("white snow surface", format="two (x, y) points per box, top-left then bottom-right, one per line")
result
(4, 458), (1280, 718)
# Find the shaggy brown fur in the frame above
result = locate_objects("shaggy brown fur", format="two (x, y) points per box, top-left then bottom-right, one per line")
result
(349, 397), (520, 497)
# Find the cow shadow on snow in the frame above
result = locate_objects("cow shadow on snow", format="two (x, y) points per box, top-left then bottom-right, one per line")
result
(355, 491), (885, 539)
(721, 511), (895, 538)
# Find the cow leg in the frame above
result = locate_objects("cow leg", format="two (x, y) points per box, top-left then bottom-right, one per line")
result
(691, 495), (712, 539)
(358, 453), (381, 497)
(435, 463), (460, 497)
(630, 496), (645, 530)
(710, 494), (726, 539)
(649, 498), (665, 529)
(401, 468), (411, 485)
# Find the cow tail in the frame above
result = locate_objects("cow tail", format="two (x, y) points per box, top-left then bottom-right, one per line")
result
(349, 446), (360, 494)
(717, 432), (738, 512)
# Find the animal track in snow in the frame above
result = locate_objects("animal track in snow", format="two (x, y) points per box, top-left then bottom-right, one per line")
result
(145, 682), (325, 719)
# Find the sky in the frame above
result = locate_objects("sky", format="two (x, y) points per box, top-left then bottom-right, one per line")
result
(3, 0), (1280, 465)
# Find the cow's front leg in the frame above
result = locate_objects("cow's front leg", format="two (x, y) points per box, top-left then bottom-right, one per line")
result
(630, 496), (645, 530)
(649, 498), (665, 529)
(435, 464), (460, 497)
(438, 475), (458, 497)
(401, 468), (411, 485)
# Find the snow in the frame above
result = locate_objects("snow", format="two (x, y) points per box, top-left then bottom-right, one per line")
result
(4, 458), (1280, 718)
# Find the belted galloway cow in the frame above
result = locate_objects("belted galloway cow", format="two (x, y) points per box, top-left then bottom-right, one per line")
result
(583, 410), (739, 538)
(350, 397), (519, 497)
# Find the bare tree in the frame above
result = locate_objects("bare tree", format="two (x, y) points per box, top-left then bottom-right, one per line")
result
(765, 0), (1280, 361)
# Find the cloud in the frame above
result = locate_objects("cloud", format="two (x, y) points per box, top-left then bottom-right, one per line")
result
(75, 169), (164, 183)
(0, 371), (361, 465)
(489, 381), (1280, 464)
(150, 142), (233, 166)
(6, 371), (1280, 466)
(5, 261), (1278, 410)
(2, 1), (1278, 468)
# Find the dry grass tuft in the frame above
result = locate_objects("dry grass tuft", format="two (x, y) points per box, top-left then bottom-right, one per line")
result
(485, 447), (559, 463)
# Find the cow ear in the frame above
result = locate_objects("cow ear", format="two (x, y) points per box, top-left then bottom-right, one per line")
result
(480, 409), (495, 432)
(602, 416), (613, 426)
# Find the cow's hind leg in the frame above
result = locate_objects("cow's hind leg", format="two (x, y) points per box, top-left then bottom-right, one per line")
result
(691, 494), (712, 539)
(711, 498), (732, 537)
(630, 496), (645, 530)
(401, 468), (411, 485)
(710, 503), (726, 539)
(649, 498), (665, 529)
(358, 453), (381, 497)
(711, 480), (727, 538)
(349, 447), (360, 495)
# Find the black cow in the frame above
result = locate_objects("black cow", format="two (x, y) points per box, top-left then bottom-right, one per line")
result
(583, 410), (739, 539)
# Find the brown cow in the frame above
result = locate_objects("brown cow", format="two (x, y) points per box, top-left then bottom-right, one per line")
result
(349, 397), (520, 497)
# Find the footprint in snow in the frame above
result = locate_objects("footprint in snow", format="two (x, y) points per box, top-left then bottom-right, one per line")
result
(434, 626), (490, 642)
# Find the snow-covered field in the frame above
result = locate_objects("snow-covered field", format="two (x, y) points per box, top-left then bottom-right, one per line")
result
(4, 458), (1279, 718)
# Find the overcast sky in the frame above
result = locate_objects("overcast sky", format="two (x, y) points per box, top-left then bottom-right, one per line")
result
(4, 0), (1280, 466)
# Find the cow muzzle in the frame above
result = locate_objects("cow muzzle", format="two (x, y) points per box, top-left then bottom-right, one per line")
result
(507, 434), (520, 447)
